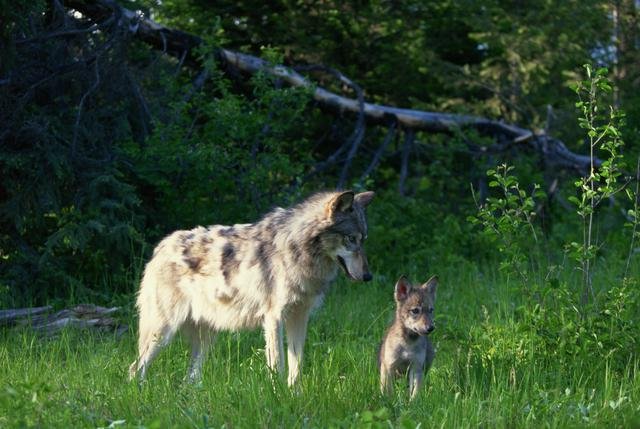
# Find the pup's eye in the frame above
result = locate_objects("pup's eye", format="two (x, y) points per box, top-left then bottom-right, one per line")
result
(410, 307), (420, 315)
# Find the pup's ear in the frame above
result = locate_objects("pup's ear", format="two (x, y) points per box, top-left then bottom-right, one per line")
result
(354, 191), (375, 208)
(326, 191), (355, 217)
(422, 275), (438, 296)
(395, 276), (412, 302)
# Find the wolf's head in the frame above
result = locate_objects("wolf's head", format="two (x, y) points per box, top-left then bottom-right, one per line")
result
(394, 275), (438, 336)
(321, 190), (375, 282)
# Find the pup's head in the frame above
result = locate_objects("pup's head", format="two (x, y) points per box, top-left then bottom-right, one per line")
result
(323, 190), (375, 282)
(394, 275), (438, 336)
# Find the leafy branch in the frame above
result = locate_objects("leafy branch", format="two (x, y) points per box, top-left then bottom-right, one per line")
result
(567, 65), (626, 307)
(470, 164), (543, 285)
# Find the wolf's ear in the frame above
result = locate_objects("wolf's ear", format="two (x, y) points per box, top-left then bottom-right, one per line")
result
(422, 275), (438, 296)
(395, 276), (412, 302)
(354, 191), (375, 208)
(326, 191), (355, 217)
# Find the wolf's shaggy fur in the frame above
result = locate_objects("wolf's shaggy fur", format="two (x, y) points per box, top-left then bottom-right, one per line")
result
(378, 275), (438, 399)
(129, 190), (374, 386)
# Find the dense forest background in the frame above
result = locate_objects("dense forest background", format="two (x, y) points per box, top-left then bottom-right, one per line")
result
(1, 0), (639, 306)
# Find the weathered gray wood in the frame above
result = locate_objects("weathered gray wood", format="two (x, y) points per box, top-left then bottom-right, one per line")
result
(2, 304), (126, 336)
(0, 306), (52, 325)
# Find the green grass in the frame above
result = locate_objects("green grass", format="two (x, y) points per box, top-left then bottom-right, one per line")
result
(1, 265), (639, 428)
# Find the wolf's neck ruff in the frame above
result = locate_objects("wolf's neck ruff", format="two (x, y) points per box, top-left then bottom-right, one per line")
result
(253, 204), (335, 284)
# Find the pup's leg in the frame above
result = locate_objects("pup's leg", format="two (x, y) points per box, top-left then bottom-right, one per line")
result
(379, 358), (394, 396)
(284, 303), (311, 386)
(263, 313), (284, 375)
(408, 365), (423, 400)
(408, 338), (435, 398)
(182, 322), (215, 382)
(424, 338), (435, 373)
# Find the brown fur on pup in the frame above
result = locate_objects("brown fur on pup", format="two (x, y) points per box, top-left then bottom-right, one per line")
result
(378, 275), (437, 399)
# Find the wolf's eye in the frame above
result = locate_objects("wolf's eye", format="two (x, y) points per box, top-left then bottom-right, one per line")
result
(410, 307), (420, 316)
(347, 235), (357, 244)
(428, 308), (434, 314)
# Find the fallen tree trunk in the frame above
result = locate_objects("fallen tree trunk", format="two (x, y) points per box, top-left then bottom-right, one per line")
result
(0, 306), (52, 325)
(65, 0), (599, 174)
(1, 304), (127, 336)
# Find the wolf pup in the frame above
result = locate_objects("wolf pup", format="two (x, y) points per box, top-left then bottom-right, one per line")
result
(378, 275), (438, 399)
(128, 190), (374, 386)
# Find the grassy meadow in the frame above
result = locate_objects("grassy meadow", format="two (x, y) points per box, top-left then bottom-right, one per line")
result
(1, 261), (639, 428)
(3, 2), (640, 427)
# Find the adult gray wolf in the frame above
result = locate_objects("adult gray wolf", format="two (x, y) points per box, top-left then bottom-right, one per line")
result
(128, 190), (375, 386)
(378, 275), (438, 399)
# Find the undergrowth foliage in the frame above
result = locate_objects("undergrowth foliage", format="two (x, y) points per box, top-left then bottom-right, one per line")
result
(124, 40), (313, 231)
(0, 4), (148, 305)
(0, 16), (313, 306)
(469, 163), (543, 285)
(468, 66), (639, 372)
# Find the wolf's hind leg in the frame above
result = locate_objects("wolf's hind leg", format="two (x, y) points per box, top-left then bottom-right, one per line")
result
(182, 321), (215, 382)
(129, 323), (177, 381)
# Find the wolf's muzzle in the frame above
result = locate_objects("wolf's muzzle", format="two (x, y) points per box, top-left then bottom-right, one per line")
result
(336, 256), (354, 280)
(363, 273), (372, 282)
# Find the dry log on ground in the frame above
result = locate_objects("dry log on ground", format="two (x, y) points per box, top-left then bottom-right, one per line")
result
(1, 304), (127, 336)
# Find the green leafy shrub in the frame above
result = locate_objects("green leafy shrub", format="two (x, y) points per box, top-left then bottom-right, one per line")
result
(469, 163), (544, 285)
(123, 46), (314, 232)
(366, 189), (480, 277)
(567, 65), (626, 306)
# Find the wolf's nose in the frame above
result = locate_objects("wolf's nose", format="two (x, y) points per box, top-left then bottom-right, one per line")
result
(427, 325), (435, 334)
(363, 273), (373, 282)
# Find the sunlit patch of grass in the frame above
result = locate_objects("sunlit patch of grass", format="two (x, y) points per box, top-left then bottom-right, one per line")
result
(0, 265), (638, 428)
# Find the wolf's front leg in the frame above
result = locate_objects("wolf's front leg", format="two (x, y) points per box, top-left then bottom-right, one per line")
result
(285, 303), (311, 387)
(263, 315), (284, 375)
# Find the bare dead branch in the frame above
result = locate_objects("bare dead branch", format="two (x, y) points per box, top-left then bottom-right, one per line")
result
(305, 141), (349, 180)
(126, 68), (153, 139)
(399, 129), (415, 196)
(183, 69), (209, 103)
(359, 121), (397, 185)
(292, 64), (366, 189)
(72, 58), (101, 157)
(15, 17), (114, 44)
